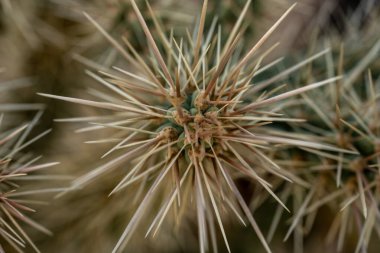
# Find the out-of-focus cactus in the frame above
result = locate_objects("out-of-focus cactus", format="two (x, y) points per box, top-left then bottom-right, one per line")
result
(0, 80), (58, 252)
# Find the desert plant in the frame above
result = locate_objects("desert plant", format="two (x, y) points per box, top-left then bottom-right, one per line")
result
(0, 78), (58, 252)
(38, 1), (360, 252)
(266, 9), (380, 252)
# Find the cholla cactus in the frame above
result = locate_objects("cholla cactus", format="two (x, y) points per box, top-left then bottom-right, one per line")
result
(0, 79), (58, 252)
(278, 69), (380, 253)
(40, 1), (356, 252)
(270, 11), (380, 252)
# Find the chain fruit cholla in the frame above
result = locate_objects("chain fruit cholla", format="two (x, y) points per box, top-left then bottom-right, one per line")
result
(39, 0), (353, 252)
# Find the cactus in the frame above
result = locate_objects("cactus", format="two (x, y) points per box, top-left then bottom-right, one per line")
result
(38, 1), (361, 252)
(0, 79), (58, 252)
